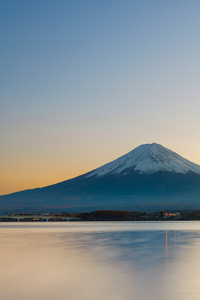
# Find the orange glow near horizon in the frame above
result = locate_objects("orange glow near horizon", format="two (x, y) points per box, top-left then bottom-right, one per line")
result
(0, 164), (92, 195)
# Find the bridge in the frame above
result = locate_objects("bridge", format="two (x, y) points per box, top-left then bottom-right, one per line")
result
(0, 215), (79, 222)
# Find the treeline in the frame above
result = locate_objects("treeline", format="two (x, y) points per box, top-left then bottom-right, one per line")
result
(3, 210), (200, 222)
(69, 210), (200, 221)
(78, 210), (148, 221)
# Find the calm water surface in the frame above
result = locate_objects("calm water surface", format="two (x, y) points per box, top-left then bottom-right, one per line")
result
(1, 221), (200, 300)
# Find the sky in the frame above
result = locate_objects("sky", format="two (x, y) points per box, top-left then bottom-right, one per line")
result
(1, 0), (200, 195)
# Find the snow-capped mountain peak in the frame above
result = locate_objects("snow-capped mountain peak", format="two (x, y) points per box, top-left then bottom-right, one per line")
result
(87, 143), (200, 177)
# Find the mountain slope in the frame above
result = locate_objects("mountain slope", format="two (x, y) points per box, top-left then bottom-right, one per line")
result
(87, 143), (200, 176)
(1, 143), (200, 212)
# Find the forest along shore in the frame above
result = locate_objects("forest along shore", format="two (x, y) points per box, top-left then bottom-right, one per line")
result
(1, 210), (200, 221)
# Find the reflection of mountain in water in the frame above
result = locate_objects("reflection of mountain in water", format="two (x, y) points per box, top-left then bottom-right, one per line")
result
(1, 223), (200, 300)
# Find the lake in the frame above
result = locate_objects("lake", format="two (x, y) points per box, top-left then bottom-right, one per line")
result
(1, 221), (200, 300)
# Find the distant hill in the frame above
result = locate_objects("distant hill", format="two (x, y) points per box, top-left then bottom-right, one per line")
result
(1, 143), (200, 212)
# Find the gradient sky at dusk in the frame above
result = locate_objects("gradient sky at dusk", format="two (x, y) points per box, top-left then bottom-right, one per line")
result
(1, 0), (200, 195)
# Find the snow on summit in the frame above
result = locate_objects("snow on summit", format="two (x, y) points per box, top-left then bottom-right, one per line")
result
(87, 143), (200, 177)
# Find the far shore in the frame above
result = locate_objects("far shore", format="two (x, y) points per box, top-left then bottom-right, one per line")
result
(1, 209), (200, 222)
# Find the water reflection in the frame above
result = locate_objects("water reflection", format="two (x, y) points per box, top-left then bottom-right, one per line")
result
(1, 222), (200, 300)
(166, 230), (168, 265)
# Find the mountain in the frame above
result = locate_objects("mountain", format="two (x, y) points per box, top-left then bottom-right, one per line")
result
(87, 143), (200, 176)
(1, 143), (200, 212)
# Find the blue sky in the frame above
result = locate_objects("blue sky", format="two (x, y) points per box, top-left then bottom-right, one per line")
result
(1, 0), (200, 194)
